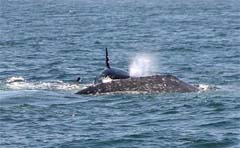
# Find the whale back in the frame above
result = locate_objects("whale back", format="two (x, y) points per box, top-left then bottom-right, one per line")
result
(78, 75), (198, 95)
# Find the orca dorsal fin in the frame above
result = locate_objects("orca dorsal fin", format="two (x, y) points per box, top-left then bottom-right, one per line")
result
(106, 48), (110, 68)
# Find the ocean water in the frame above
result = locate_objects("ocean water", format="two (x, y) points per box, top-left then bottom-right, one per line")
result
(0, 0), (240, 147)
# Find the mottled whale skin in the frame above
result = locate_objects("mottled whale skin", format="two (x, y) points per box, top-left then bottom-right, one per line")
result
(76, 74), (198, 95)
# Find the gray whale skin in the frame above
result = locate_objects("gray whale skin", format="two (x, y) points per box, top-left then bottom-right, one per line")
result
(76, 74), (198, 95)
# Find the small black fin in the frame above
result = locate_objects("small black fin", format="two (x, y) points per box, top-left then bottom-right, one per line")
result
(76, 77), (81, 82)
(105, 48), (110, 68)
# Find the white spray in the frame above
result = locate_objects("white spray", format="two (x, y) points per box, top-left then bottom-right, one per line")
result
(5, 76), (87, 92)
(129, 53), (157, 77)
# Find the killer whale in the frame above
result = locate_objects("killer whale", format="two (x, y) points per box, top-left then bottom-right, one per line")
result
(94, 48), (129, 84)
(76, 48), (199, 95)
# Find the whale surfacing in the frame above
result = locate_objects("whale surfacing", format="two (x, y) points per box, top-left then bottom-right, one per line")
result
(94, 48), (129, 84)
(76, 74), (198, 95)
(76, 48), (199, 95)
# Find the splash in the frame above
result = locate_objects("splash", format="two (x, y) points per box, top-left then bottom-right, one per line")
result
(196, 84), (218, 91)
(129, 53), (157, 77)
(5, 76), (88, 92)
(6, 76), (25, 83)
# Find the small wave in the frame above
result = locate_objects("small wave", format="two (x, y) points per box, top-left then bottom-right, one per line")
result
(198, 120), (231, 128)
(4, 76), (89, 92)
(6, 76), (25, 83)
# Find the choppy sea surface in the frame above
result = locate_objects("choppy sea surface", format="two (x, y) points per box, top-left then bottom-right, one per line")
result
(0, 0), (240, 147)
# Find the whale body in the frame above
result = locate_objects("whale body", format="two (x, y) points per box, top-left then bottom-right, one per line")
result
(77, 74), (198, 95)
(77, 48), (198, 95)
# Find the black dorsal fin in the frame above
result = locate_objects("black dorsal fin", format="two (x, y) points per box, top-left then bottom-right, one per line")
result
(106, 48), (110, 68)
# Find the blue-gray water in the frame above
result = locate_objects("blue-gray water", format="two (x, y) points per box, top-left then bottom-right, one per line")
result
(0, 0), (240, 147)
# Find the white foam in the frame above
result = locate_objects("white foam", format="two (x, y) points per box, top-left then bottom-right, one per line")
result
(6, 76), (25, 83)
(102, 76), (113, 83)
(129, 53), (157, 77)
(5, 76), (88, 91)
(197, 84), (217, 91)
